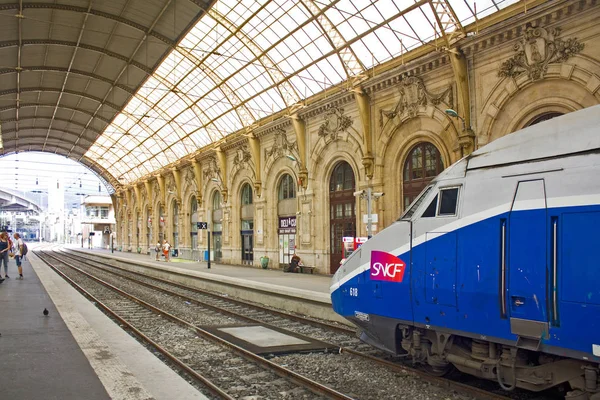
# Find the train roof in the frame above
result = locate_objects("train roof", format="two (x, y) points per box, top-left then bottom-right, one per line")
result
(467, 104), (600, 170)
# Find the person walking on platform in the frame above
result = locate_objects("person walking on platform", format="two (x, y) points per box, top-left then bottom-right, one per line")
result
(155, 240), (161, 261)
(163, 240), (171, 262)
(13, 233), (24, 279)
(0, 232), (11, 279)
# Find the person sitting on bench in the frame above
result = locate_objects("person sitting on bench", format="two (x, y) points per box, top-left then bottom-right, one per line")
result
(285, 253), (301, 273)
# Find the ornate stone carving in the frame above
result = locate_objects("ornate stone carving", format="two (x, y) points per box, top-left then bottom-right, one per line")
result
(184, 168), (196, 191)
(379, 76), (453, 131)
(264, 129), (299, 162)
(231, 142), (254, 178)
(152, 182), (160, 201)
(498, 26), (584, 81)
(202, 155), (221, 184)
(318, 106), (352, 141)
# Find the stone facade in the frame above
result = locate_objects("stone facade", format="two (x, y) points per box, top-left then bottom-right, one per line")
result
(114, 1), (600, 274)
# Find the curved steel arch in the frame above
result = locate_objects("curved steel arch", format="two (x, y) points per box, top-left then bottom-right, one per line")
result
(1, 117), (103, 136)
(0, 3), (175, 45)
(0, 40), (153, 74)
(0, 103), (112, 124)
(0, 67), (136, 94)
(0, 87), (120, 110)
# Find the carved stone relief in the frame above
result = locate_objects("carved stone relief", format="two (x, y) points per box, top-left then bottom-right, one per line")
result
(231, 142), (254, 178)
(152, 182), (160, 201)
(498, 26), (584, 81)
(202, 155), (221, 184)
(318, 106), (352, 142)
(264, 129), (299, 164)
(379, 76), (453, 132)
(185, 168), (196, 191)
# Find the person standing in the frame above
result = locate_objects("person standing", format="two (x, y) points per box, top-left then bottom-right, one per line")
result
(13, 232), (24, 279)
(155, 240), (161, 261)
(163, 240), (171, 262)
(0, 232), (10, 278)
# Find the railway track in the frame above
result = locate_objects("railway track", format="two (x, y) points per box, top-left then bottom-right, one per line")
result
(36, 248), (350, 400)
(37, 247), (544, 400)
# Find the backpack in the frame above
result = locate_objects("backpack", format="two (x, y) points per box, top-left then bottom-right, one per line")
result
(21, 242), (28, 256)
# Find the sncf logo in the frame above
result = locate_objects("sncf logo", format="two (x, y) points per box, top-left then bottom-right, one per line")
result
(370, 251), (406, 283)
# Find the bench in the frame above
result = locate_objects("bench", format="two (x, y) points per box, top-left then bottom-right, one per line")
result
(299, 265), (316, 274)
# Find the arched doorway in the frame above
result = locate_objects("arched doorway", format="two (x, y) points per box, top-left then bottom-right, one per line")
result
(277, 174), (297, 267)
(211, 191), (223, 262)
(172, 200), (179, 254)
(329, 161), (356, 274)
(190, 196), (198, 260)
(402, 143), (444, 211)
(240, 183), (254, 265)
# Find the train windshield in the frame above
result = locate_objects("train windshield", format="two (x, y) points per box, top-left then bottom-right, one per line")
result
(398, 186), (432, 221)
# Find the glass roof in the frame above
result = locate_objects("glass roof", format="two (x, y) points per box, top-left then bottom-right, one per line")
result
(86, 0), (519, 184)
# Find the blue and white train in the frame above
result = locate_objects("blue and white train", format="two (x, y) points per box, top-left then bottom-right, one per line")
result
(331, 105), (600, 398)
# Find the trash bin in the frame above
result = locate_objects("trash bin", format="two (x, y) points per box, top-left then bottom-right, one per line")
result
(260, 256), (269, 269)
(204, 250), (209, 262)
(172, 249), (179, 257)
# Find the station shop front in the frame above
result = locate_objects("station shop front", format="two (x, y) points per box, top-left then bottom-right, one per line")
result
(278, 216), (296, 267)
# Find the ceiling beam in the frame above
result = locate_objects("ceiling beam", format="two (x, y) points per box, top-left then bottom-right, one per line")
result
(1, 116), (103, 135)
(0, 103), (112, 124)
(0, 40), (153, 74)
(0, 3), (175, 45)
(0, 67), (136, 94)
(0, 87), (120, 110)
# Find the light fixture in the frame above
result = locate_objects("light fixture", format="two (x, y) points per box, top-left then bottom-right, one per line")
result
(211, 178), (219, 183)
(445, 108), (466, 131)
(286, 154), (297, 162)
(445, 108), (459, 118)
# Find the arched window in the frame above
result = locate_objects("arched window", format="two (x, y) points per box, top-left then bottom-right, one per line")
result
(278, 174), (296, 200)
(241, 183), (253, 205)
(330, 162), (355, 192)
(526, 112), (563, 127)
(212, 191), (222, 210)
(403, 143), (443, 210)
(329, 161), (356, 274)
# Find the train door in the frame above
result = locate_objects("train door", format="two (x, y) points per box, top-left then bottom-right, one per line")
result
(508, 179), (548, 348)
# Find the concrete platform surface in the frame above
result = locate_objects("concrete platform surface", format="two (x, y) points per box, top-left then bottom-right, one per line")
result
(0, 245), (209, 400)
(0, 256), (110, 400)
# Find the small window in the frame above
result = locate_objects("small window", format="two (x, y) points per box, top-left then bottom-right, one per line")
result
(439, 188), (459, 216)
(399, 186), (432, 220)
(422, 195), (438, 218)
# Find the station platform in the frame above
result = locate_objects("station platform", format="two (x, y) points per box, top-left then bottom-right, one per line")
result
(0, 246), (208, 400)
(67, 246), (344, 325)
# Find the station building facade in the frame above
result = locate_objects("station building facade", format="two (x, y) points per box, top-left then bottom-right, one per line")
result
(114, 1), (600, 274)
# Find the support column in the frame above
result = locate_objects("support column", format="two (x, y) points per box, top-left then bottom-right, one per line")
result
(354, 88), (374, 179)
(172, 168), (183, 204)
(291, 114), (308, 190)
(192, 159), (203, 205)
(144, 180), (154, 244)
(247, 134), (262, 197)
(215, 146), (228, 203)
(156, 174), (166, 206)
(449, 50), (475, 156)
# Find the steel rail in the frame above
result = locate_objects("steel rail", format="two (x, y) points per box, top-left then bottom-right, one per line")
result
(59, 249), (514, 400)
(37, 250), (353, 400)
(65, 248), (355, 334)
(34, 250), (234, 400)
